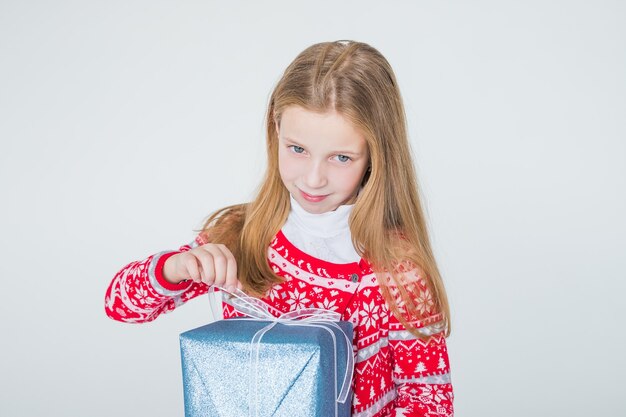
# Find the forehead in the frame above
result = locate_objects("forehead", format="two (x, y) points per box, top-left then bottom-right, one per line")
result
(278, 106), (367, 151)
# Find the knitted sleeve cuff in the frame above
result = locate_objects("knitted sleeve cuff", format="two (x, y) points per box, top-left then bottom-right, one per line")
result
(150, 251), (192, 295)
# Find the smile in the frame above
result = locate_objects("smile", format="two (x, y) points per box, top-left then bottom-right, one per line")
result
(299, 189), (329, 203)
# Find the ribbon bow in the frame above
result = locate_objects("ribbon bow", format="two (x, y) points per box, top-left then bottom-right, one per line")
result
(212, 287), (355, 417)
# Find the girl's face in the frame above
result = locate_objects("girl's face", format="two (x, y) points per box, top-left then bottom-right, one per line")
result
(276, 106), (370, 214)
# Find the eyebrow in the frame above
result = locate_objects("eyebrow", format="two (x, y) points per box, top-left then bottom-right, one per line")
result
(281, 136), (364, 157)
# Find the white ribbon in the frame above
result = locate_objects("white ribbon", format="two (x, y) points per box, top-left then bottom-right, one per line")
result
(212, 286), (355, 417)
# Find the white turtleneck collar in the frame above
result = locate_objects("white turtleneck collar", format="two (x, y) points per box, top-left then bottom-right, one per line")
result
(281, 195), (361, 264)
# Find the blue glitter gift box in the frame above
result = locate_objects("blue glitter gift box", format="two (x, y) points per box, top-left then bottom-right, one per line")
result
(180, 318), (354, 417)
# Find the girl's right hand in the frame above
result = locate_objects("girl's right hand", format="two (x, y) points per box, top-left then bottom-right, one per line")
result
(162, 243), (241, 292)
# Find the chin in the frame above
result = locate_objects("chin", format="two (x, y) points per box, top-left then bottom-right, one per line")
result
(296, 199), (335, 214)
(302, 203), (332, 214)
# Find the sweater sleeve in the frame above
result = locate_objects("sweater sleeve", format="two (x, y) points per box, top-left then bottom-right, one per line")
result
(387, 269), (454, 416)
(104, 239), (210, 323)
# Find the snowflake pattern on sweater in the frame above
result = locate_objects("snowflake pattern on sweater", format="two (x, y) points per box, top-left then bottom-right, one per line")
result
(105, 231), (454, 417)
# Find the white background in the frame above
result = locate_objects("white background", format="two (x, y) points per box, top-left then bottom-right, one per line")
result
(1, 1), (624, 416)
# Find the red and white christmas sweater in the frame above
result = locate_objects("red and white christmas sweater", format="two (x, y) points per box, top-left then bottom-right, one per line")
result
(105, 231), (454, 416)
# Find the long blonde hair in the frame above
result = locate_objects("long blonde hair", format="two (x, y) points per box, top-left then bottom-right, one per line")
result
(203, 41), (450, 338)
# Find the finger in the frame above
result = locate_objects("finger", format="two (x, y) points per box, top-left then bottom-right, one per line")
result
(195, 250), (216, 286)
(206, 245), (229, 288)
(217, 244), (239, 292)
(183, 254), (202, 283)
(215, 244), (238, 292)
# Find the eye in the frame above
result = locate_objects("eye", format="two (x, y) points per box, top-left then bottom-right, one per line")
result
(335, 154), (351, 163)
(290, 145), (305, 154)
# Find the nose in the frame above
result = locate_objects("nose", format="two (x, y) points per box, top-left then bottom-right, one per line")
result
(303, 160), (328, 189)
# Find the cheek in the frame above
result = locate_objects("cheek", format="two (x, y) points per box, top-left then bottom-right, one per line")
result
(278, 151), (299, 182)
(336, 166), (367, 192)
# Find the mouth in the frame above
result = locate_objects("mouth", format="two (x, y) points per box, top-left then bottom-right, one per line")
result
(299, 189), (329, 203)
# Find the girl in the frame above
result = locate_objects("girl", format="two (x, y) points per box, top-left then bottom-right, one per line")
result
(105, 40), (454, 417)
